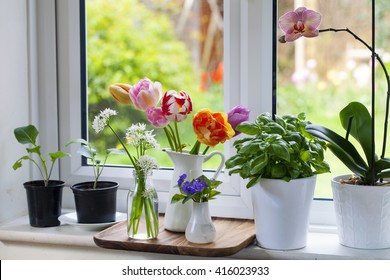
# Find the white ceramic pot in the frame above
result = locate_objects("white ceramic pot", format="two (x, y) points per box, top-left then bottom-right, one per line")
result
(185, 201), (216, 244)
(332, 174), (390, 249)
(163, 149), (225, 232)
(251, 176), (316, 250)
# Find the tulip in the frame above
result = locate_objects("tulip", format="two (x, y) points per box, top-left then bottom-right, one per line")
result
(161, 90), (193, 122)
(146, 106), (169, 128)
(109, 83), (132, 105)
(279, 7), (321, 42)
(228, 105), (250, 136)
(129, 78), (162, 111)
(192, 109), (234, 147)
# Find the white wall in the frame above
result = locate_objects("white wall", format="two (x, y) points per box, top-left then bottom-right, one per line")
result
(0, 0), (31, 223)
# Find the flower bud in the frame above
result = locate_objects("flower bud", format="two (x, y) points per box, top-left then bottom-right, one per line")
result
(109, 83), (132, 105)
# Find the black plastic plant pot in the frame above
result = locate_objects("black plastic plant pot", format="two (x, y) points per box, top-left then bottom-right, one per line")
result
(70, 181), (119, 223)
(24, 180), (64, 227)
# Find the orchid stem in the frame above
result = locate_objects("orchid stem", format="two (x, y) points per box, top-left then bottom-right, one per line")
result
(319, 27), (390, 159)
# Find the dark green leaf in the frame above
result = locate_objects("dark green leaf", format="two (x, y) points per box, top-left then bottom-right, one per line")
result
(339, 102), (373, 167)
(14, 125), (39, 145)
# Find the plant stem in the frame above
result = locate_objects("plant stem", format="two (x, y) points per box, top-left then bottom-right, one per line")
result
(163, 127), (175, 150)
(107, 123), (137, 168)
(174, 122), (182, 152)
(319, 28), (390, 160)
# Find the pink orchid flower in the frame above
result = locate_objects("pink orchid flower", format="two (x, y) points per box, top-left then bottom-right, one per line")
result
(146, 106), (169, 128)
(279, 7), (322, 42)
(129, 78), (162, 111)
(161, 90), (193, 122)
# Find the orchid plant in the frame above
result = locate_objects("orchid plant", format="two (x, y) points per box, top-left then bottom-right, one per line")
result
(109, 78), (250, 155)
(278, 7), (390, 186)
(171, 174), (222, 204)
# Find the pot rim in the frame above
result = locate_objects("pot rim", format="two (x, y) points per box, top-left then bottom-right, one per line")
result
(23, 180), (65, 188)
(259, 175), (317, 183)
(331, 174), (390, 189)
(70, 181), (119, 192)
(162, 148), (205, 157)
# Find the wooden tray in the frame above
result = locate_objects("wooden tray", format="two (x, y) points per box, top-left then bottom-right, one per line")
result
(94, 216), (256, 257)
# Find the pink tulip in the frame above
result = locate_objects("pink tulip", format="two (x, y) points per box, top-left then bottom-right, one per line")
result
(146, 106), (169, 128)
(279, 7), (321, 42)
(129, 78), (162, 111)
(227, 105), (250, 135)
(161, 90), (193, 122)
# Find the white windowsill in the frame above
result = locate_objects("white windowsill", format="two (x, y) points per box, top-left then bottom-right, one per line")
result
(1, 214), (390, 260)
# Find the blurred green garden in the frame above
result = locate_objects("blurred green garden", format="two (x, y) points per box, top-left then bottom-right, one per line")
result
(86, 0), (224, 168)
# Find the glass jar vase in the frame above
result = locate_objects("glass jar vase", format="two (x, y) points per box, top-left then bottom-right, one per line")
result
(127, 170), (159, 239)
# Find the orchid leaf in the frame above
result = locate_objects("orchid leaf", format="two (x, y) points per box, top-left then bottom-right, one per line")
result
(306, 124), (368, 172)
(374, 158), (390, 173)
(339, 102), (373, 167)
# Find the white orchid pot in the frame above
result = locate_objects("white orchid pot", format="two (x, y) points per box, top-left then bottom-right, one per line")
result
(332, 175), (390, 249)
(251, 176), (316, 250)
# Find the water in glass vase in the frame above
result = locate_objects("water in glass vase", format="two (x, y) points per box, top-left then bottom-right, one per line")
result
(127, 170), (159, 239)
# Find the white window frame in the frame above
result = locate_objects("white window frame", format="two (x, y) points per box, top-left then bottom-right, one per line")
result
(48, 0), (335, 224)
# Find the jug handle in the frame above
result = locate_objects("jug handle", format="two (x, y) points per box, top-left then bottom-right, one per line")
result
(203, 151), (225, 180)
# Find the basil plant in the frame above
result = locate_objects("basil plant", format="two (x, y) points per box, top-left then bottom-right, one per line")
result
(225, 112), (330, 188)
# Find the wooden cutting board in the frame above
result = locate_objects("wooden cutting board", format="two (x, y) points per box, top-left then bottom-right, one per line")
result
(94, 216), (256, 257)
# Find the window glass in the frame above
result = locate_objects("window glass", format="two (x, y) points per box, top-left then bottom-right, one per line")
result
(85, 0), (224, 169)
(277, 0), (389, 198)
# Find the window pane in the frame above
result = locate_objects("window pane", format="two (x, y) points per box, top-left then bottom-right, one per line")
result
(277, 0), (388, 198)
(85, 0), (224, 169)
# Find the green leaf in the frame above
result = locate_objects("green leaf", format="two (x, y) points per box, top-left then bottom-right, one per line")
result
(49, 151), (70, 162)
(270, 142), (290, 162)
(306, 124), (368, 172)
(250, 153), (268, 175)
(27, 146), (41, 155)
(65, 138), (89, 146)
(246, 176), (261, 188)
(374, 158), (390, 173)
(14, 125), (39, 145)
(12, 156), (32, 170)
(77, 145), (95, 159)
(339, 102), (373, 167)
(236, 121), (259, 135)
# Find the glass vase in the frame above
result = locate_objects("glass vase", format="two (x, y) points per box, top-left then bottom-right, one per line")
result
(127, 170), (159, 240)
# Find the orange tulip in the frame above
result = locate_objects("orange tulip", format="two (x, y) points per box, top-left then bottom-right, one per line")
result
(193, 109), (235, 147)
(109, 83), (132, 105)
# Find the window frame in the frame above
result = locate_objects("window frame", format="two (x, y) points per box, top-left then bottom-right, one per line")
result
(54, 0), (335, 224)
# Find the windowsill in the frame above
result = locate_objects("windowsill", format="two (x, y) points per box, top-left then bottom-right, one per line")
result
(1, 214), (390, 260)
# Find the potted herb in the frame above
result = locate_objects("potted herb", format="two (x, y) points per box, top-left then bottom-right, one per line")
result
(13, 124), (70, 227)
(66, 139), (119, 224)
(279, 6), (390, 249)
(225, 113), (329, 250)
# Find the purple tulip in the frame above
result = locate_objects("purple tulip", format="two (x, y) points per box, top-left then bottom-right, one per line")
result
(228, 105), (250, 135)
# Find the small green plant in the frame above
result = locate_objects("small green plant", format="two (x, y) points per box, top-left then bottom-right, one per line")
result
(225, 113), (330, 188)
(171, 174), (222, 204)
(13, 124), (70, 187)
(66, 138), (112, 189)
